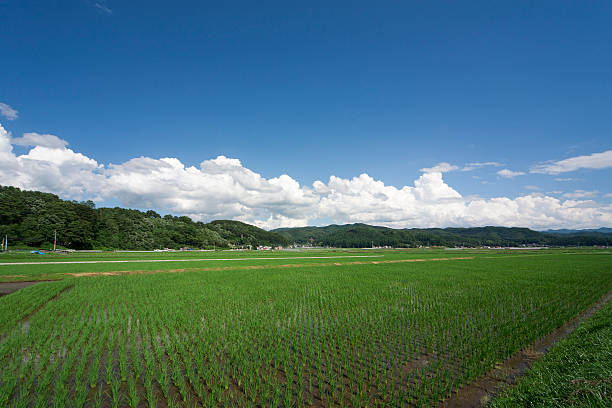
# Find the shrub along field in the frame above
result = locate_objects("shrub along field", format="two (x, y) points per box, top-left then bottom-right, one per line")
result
(0, 250), (610, 407)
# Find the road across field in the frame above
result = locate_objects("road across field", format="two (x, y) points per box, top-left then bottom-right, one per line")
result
(0, 254), (384, 266)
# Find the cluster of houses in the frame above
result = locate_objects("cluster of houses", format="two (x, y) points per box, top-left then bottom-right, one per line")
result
(256, 245), (284, 250)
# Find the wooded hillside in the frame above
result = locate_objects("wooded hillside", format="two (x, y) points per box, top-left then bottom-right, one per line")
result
(273, 223), (612, 248)
(0, 186), (288, 249)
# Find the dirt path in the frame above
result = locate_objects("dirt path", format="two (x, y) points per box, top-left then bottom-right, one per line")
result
(66, 256), (475, 277)
(438, 290), (612, 408)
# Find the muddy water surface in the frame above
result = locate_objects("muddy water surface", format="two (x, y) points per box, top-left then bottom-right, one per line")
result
(0, 281), (39, 297)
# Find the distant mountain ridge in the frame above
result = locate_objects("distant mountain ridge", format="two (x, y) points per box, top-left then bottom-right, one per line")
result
(1, 185), (610, 250)
(273, 224), (612, 248)
(544, 228), (612, 235)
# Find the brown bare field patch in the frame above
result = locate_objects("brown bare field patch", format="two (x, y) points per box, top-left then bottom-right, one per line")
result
(66, 256), (474, 277)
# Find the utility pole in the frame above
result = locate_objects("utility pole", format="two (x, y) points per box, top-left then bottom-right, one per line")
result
(53, 230), (57, 251)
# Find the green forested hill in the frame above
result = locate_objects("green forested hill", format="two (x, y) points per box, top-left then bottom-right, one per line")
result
(0, 186), (288, 250)
(1, 185), (610, 249)
(0, 186), (98, 249)
(273, 224), (612, 248)
(207, 220), (289, 247)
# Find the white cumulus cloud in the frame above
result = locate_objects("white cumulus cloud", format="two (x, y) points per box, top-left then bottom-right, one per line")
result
(101, 154), (318, 226)
(420, 162), (459, 173)
(462, 161), (503, 171)
(1, 123), (611, 230)
(531, 150), (612, 174)
(11, 132), (69, 149)
(563, 190), (599, 199)
(497, 169), (525, 178)
(0, 103), (18, 120)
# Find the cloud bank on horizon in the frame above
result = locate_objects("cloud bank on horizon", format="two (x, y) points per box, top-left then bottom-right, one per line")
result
(1, 123), (611, 230)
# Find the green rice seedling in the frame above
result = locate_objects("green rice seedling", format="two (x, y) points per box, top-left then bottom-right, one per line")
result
(33, 380), (50, 408)
(0, 376), (16, 407)
(146, 386), (156, 408)
(110, 377), (121, 408)
(73, 381), (88, 408)
(9, 390), (28, 408)
(105, 354), (114, 385)
(329, 369), (338, 402)
(89, 353), (101, 388)
(52, 382), (67, 408)
(93, 386), (103, 408)
(118, 340), (128, 381)
(171, 361), (188, 402)
(167, 395), (180, 408)
(127, 375), (139, 408)
(283, 382), (292, 407)
(130, 335), (143, 379)
(272, 382), (281, 408)
(157, 367), (170, 399)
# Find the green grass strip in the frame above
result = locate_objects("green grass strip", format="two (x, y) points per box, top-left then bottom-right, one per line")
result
(490, 298), (612, 407)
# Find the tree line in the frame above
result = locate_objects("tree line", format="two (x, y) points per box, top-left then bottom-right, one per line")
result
(0, 186), (288, 250)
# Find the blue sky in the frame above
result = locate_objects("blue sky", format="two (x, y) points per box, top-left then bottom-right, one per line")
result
(1, 1), (611, 229)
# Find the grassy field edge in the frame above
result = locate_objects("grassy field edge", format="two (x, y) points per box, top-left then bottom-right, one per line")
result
(489, 296), (612, 407)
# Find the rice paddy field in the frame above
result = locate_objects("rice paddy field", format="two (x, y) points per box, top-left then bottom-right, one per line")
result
(0, 248), (611, 407)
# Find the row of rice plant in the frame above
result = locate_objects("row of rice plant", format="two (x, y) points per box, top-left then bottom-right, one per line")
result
(0, 253), (610, 407)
